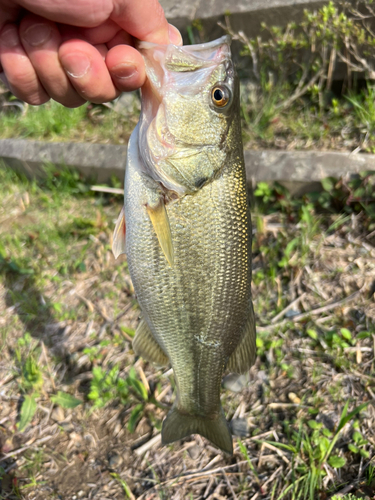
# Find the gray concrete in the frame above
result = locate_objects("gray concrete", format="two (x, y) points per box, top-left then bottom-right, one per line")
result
(160, 0), (329, 43)
(1, 139), (374, 190)
(0, 139), (127, 184)
(244, 149), (375, 194)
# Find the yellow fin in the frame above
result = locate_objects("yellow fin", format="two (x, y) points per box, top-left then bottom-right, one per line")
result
(147, 200), (174, 267)
(227, 303), (256, 374)
(112, 206), (126, 259)
(133, 319), (169, 366)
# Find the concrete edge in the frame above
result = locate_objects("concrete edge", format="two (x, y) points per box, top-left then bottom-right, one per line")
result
(0, 139), (374, 193)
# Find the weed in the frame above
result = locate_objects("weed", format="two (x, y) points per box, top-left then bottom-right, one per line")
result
(83, 340), (111, 363)
(346, 84), (375, 137)
(366, 463), (375, 485)
(0, 99), (135, 144)
(237, 439), (260, 485)
(17, 394), (37, 432)
(254, 172), (375, 228)
(331, 495), (360, 500)
(50, 391), (83, 409)
(88, 365), (129, 408)
(256, 400), (369, 500)
(221, 0), (375, 152)
(348, 420), (371, 458)
(14, 334), (43, 394)
(110, 473), (134, 499)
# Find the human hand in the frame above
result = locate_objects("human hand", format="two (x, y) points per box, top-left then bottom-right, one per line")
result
(0, 0), (182, 107)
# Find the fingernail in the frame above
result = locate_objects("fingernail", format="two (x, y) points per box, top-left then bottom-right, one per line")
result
(60, 53), (90, 78)
(0, 26), (19, 48)
(168, 24), (182, 46)
(23, 24), (52, 47)
(111, 63), (138, 80)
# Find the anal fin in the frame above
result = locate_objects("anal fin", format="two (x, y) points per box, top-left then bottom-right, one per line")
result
(112, 206), (126, 259)
(146, 200), (174, 267)
(227, 302), (256, 374)
(133, 318), (169, 366)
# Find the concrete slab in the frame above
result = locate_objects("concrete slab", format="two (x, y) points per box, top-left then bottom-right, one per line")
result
(0, 139), (127, 184)
(160, 0), (328, 42)
(1, 139), (374, 190)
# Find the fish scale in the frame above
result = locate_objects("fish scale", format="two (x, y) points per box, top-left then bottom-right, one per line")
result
(113, 36), (256, 454)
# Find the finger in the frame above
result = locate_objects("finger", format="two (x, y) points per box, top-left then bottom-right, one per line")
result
(13, 1), (182, 44)
(78, 19), (121, 45)
(106, 44), (145, 91)
(58, 19), (122, 45)
(0, 3), (21, 30)
(167, 24), (183, 46)
(94, 43), (108, 60)
(59, 39), (119, 103)
(19, 14), (85, 107)
(16, 0), (114, 28)
(103, 29), (133, 50)
(111, 0), (171, 44)
(0, 23), (49, 105)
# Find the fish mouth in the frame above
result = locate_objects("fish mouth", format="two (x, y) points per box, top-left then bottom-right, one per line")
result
(138, 35), (232, 105)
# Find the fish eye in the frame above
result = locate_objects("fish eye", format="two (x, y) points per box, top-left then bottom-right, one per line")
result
(211, 84), (231, 108)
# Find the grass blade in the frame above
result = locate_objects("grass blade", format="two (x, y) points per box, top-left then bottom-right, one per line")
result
(18, 394), (37, 432)
(50, 391), (83, 409)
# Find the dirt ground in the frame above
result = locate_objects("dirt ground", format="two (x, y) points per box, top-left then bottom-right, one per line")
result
(0, 168), (375, 499)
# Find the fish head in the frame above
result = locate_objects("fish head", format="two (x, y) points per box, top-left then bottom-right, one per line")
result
(138, 36), (238, 196)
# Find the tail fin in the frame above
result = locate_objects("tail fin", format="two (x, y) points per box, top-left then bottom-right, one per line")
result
(162, 406), (233, 455)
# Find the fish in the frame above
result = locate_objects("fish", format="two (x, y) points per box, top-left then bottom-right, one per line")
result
(112, 35), (256, 455)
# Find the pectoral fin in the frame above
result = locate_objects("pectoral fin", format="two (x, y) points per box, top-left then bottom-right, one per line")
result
(133, 318), (169, 366)
(227, 303), (256, 374)
(112, 206), (126, 259)
(146, 200), (174, 267)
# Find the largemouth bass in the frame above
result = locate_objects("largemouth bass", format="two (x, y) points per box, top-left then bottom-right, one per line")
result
(113, 36), (256, 455)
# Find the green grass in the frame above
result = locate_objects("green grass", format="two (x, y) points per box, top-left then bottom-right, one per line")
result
(0, 99), (135, 144)
(0, 164), (374, 499)
(240, 84), (375, 153)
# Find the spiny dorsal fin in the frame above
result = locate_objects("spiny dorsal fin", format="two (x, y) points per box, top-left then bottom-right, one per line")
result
(146, 200), (174, 267)
(112, 206), (126, 259)
(133, 319), (169, 366)
(227, 302), (256, 374)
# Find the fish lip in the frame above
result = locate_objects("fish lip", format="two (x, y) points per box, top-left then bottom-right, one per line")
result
(137, 35), (231, 52)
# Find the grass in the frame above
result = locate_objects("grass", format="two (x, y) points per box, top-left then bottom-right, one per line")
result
(0, 95), (138, 144)
(240, 82), (375, 154)
(0, 164), (375, 499)
(1, 82), (375, 153)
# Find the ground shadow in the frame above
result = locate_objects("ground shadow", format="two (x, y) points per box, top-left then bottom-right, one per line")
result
(1, 263), (80, 382)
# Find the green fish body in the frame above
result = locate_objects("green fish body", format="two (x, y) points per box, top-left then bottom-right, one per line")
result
(113, 36), (256, 455)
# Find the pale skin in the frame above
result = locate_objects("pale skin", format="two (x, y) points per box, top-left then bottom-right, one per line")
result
(0, 0), (182, 107)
